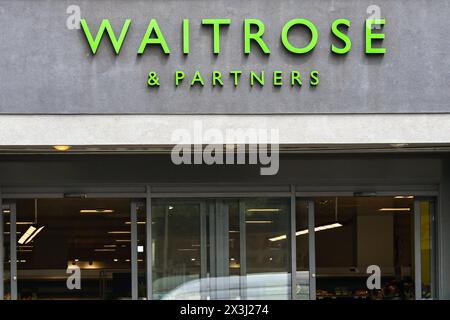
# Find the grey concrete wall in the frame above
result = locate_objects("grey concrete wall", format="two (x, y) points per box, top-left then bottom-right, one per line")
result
(0, 0), (449, 114)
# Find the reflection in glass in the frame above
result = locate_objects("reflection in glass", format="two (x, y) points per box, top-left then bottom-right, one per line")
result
(16, 198), (132, 299)
(295, 200), (309, 300)
(152, 200), (202, 300)
(315, 197), (415, 300)
(244, 198), (290, 300)
(420, 200), (433, 299)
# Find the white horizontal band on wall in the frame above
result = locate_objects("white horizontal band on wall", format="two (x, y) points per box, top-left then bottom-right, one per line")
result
(0, 114), (448, 146)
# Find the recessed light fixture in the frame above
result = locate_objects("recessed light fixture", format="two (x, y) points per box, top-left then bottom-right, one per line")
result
(245, 220), (274, 224)
(125, 221), (146, 225)
(53, 145), (71, 151)
(247, 208), (281, 212)
(113, 258), (118, 262)
(379, 208), (411, 212)
(80, 209), (114, 214)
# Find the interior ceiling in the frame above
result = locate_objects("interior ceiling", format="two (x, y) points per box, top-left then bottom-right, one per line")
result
(0, 143), (450, 154)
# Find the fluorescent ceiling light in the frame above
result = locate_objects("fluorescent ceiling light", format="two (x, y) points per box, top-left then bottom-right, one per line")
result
(7, 221), (34, 225)
(247, 208), (281, 212)
(108, 231), (131, 234)
(125, 221), (146, 225)
(80, 209), (114, 214)
(115, 239), (131, 242)
(3, 209), (11, 214)
(229, 230), (240, 233)
(177, 248), (198, 251)
(246, 220), (274, 224)
(113, 259), (118, 262)
(18, 226), (36, 244)
(104, 244), (117, 248)
(394, 196), (414, 199)
(269, 223), (343, 242)
(94, 248), (115, 252)
(379, 208), (411, 212)
(25, 226), (45, 244)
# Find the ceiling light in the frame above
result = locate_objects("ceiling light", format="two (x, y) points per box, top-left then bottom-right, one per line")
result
(80, 209), (114, 214)
(74, 259), (79, 262)
(7, 221), (34, 225)
(379, 208), (411, 212)
(169, 206), (174, 210)
(138, 245), (144, 253)
(18, 226), (36, 244)
(245, 220), (274, 224)
(94, 248), (115, 252)
(246, 208), (281, 212)
(108, 231), (131, 234)
(113, 258), (118, 262)
(229, 230), (239, 233)
(394, 196), (414, 199)
(115, 239), (131, 242)
(53, 145), (71, 151)
(269, 223), (343, 242)
(25, 226), (45, 244)
(104, 244), (117, 248)
(125, 221), (146, 225)
(3, 209), (11, 214)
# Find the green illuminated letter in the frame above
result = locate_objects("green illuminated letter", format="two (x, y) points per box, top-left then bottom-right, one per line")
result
(273, 71), (283, 86)
(183, 19), (190, 54)
(230, 70), (242, 86)
(212, 71), (223, 86)
(191, 71), (205, 86)
(138, 19), (170, 54)
(80, 18), (131, 54)
(291, 71), (302, 86)
(310, 70), (319, 86)
(331, 19), (352, 54)
(244, 19), (270, 54)
(250, 71), (265, 86)
(365, 19), (386, 54)
(281, 19), (318, 54)
(175, 71), (185, 86)
(202, 18), (231, 54)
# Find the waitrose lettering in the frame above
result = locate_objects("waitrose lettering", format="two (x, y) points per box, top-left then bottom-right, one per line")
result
(80, 17), (386, 88)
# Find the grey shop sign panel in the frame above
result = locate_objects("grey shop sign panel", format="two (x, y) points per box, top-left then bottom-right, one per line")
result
(0, 0), (449, 114)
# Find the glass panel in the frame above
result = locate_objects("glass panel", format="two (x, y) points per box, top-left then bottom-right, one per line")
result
(137, 202), (147, 299)
(151, 200), (202, 300)
(420, 200), (432, 299)
(295, 200), (309, 300)
(315, 196), (415, 300)
(243, 198), (290, 300)
(16, 198), (131, 300)
(2, 204), (11, 300)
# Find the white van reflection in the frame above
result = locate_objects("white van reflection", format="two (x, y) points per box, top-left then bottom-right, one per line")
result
(156, 271), (309, 300)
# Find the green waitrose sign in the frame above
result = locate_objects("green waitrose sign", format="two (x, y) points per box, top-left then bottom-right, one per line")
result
(80, 18), (386, 88)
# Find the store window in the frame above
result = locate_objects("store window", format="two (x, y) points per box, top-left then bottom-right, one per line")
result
(14, 198), (133, 300)
(314, 197), (415, 300)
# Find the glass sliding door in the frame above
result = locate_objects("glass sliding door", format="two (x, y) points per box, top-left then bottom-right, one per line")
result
(151, 197), (291, 300)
